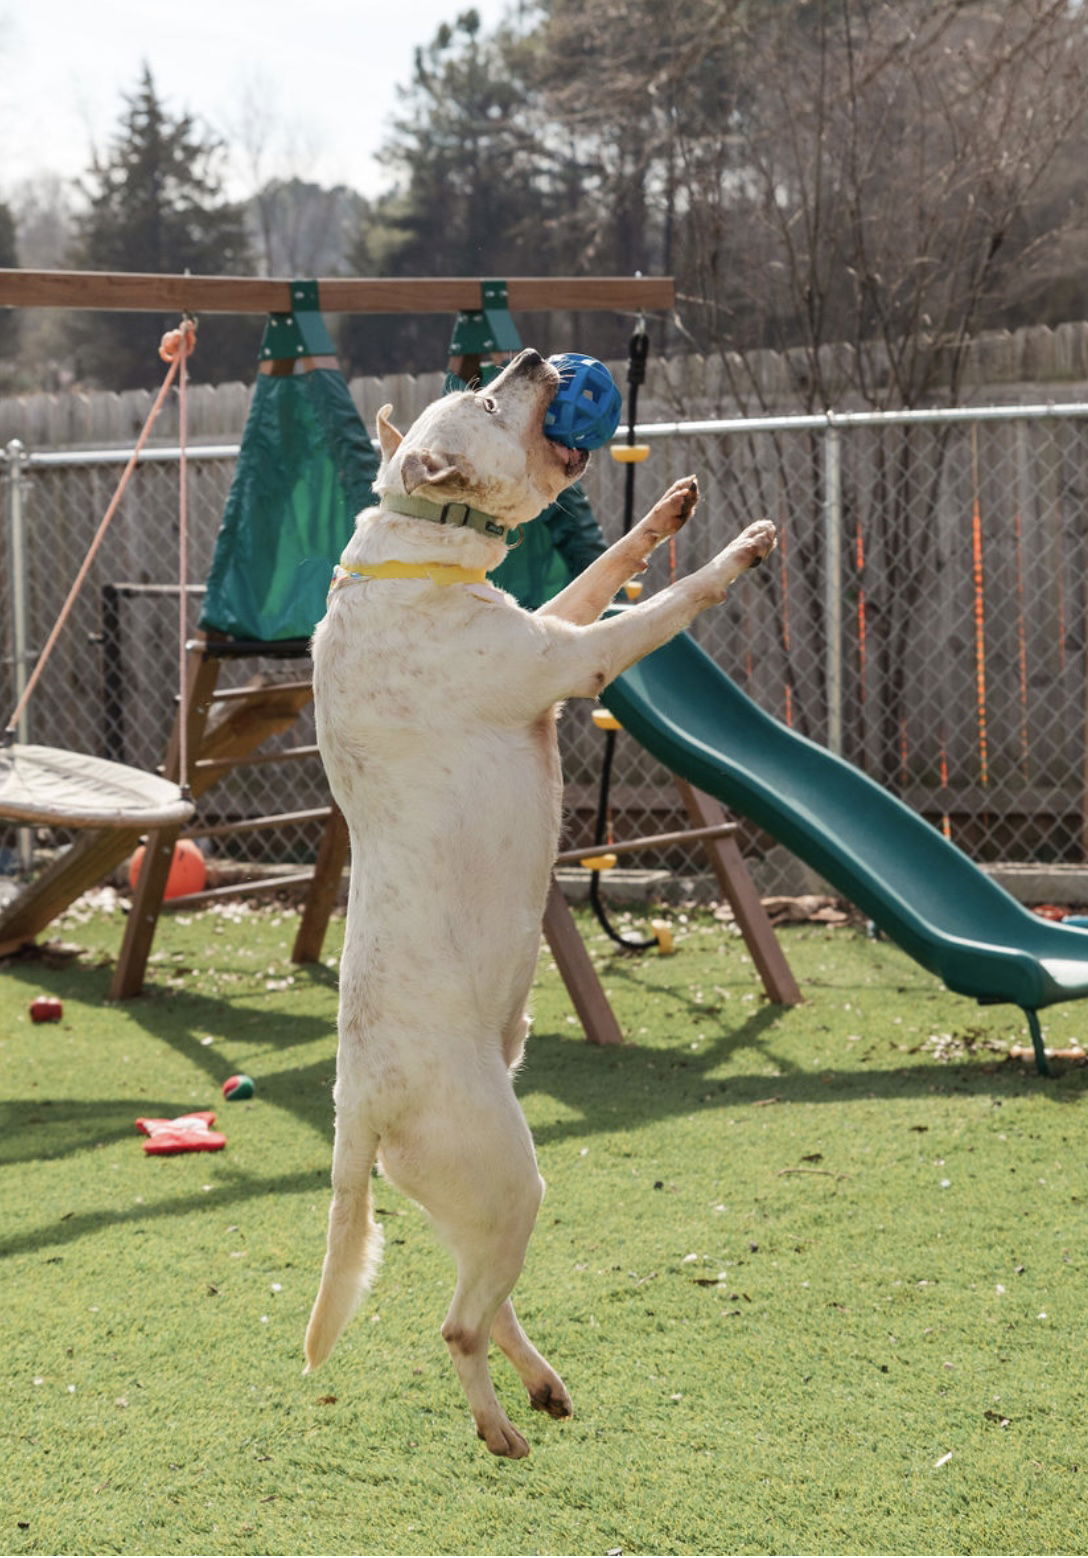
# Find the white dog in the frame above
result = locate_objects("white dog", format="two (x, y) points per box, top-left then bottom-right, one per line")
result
(304, 348), (776, 1457)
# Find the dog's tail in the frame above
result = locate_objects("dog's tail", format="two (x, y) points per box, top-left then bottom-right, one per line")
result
(303, 1132), (384, 1373)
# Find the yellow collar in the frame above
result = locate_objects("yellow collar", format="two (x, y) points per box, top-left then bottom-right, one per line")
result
(331, 559), (489, 591)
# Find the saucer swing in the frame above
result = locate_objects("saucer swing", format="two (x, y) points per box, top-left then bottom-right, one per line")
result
(1, 322), (199, 832)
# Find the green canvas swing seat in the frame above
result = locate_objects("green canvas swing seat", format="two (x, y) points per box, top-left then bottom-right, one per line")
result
(199, 286), (380, 646)
(200, 309), (609, 646)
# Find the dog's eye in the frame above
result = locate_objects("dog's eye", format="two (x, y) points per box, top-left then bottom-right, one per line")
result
(480, 396), (498, 414)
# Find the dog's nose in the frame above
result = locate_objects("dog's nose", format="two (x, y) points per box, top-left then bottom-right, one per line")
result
(513, 348), (544, 369)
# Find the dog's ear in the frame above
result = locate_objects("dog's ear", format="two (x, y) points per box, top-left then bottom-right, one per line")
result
(376, 404), (403, 461)
(400, 449), (472, 494)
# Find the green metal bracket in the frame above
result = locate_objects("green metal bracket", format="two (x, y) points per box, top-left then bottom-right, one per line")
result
(448, 278), (522, 359)
(259, 279), (338, 361)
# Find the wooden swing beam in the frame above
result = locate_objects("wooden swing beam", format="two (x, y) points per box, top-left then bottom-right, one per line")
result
(0, 269), (673, 315)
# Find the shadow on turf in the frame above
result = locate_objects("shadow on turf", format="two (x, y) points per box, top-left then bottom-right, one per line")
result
(521, 995), (1087, 1151)
(2, 955), (337, 1170)
(0, 1166), (329, 1261)
(6, 933), (1085, 1259)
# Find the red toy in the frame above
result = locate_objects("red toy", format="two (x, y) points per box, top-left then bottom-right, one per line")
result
(135, 1110), (226, 1155)
(29, 995), (63, 1023)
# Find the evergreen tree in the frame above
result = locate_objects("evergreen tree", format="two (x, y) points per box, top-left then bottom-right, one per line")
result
(341, 10), (559, 376)
(70, 66), (258, 388)
(0, 200), (20, 366)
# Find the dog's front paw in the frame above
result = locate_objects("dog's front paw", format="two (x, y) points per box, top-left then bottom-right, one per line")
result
(732, 518), (777, 570)
(644, 475), (699, 542)
(706, 519), (777, 593)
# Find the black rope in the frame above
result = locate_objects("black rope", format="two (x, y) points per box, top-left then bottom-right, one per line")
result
(587, 318), (660, 952)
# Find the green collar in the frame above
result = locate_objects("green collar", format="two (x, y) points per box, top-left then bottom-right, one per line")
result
(379, 492), (508, 539)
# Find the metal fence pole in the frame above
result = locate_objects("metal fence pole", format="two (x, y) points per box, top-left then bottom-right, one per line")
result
(822, 419), (844, 755)
(4, 438), (34, 870)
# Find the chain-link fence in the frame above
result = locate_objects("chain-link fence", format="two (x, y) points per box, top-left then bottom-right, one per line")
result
(4, 400), (1088, 896)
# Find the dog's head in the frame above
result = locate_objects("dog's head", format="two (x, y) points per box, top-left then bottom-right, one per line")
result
(373, 349), (590, 529)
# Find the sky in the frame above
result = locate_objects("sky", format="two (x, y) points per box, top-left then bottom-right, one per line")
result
(1, 0), (516, 202)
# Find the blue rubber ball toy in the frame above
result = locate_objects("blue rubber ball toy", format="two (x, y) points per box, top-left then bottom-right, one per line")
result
(544, 354), (623, 450)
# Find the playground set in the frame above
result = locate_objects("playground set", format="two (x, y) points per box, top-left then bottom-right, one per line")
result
(0, 269), (798, 1045)
(3, 266), (1088, 1073)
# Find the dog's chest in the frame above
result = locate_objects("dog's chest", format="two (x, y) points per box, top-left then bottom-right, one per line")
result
(313, 587), (562, 810)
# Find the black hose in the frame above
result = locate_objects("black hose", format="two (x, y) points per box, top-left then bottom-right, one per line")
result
(587, 318), (660, 952)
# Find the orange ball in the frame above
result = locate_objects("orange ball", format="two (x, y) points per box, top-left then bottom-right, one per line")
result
(128, 838), (207, 900)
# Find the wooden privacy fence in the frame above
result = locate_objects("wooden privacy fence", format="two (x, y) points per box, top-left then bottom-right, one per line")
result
(4, 399), (1088, 892)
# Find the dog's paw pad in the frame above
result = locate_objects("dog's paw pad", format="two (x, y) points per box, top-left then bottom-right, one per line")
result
(530, 1381), (574, 1419)
(739, 521), (777, 566)
(479, 1419), (531, 1458)
(648, 476), (699, 535)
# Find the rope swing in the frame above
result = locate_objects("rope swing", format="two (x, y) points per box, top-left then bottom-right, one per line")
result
(0, 320), (198, 830)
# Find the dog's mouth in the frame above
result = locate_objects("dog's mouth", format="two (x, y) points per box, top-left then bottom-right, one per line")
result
(487, 349), (591, 485)
(550, 441), (589, 480)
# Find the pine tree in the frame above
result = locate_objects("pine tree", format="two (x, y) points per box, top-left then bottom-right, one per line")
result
(70, 66), (258, 388)
(341, 10), (556, 376)
(0, 201), (19, 367)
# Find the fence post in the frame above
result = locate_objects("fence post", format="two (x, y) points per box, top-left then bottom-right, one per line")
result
(822, 417), (844, 755)
(4, 439), (34, 870)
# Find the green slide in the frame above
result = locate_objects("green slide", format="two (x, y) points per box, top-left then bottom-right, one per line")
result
(601, 622), (1088, 1072)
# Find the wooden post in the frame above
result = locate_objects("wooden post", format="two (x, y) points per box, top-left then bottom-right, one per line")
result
(292, 804), (350, 965)
(542, 879), (625, 1045)
(0, 825), (144, 956)
(110, 646), (221, 998)
(675, 779), (803, 1007)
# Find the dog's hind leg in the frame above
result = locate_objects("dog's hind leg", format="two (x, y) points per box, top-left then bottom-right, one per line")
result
(491, 1298), (573, 1420)
(381, 1084), (552, 1458)
(437, 1187), (546, 1459)
(304, 1116), (383, 1372)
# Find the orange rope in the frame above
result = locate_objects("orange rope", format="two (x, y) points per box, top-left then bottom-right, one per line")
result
(5, 320), (197, 745)
(1013, 508), (1030, 779)
(969, 430), (990, 790)
(938, 728), (952, 840)
(777, 523), (794, 725)
(1054, 492), (1068, 675)
(854, 519), (867, 702)
(162, 319), (197, 794)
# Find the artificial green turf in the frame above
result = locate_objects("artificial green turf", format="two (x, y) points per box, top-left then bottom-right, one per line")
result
(2, 897), (1087, 1556)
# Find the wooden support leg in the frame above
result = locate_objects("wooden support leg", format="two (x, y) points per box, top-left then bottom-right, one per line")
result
(675, 778), (803, 1007)
(542, 877), (624, 1046)
(110, 646), (221, 999)
(110, 823), (183, 998)
(0, 825), (143, 956)
(292, 803), (349, 964)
